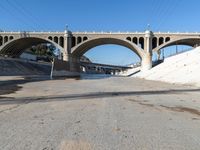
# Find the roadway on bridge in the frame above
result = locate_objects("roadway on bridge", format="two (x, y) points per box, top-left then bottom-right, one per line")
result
(0, 76), (200, 150)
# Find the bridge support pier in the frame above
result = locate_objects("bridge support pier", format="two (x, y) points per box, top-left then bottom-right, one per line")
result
(141, 53), (152, 71)
(69, 56), (80, 73)
(141, 30), (153, 71)
(62, 29), (70, 62)
(51, 30), (80, 77)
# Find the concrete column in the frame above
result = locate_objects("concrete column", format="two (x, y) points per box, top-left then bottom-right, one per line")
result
(2, 36), (4, 45)
(141, 30), (153, 71)
(63, 30), (69, 61)
(63, 30), (80, 73)
(64, 31), (80, 73)
(141, 53), (152, 71)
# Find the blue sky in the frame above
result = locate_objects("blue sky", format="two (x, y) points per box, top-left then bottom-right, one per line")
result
(0, 0), (198, 65)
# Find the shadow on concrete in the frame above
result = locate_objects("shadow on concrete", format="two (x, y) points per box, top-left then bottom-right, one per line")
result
(0, 76), (50, 96)
(0, 88), (200, 105)
(127, 70), (140, 77)
(0, 74), (113, 97)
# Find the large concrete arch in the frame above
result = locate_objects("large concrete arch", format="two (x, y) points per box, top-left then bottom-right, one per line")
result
(71, 37), (145, 59)
(0, 37), (64, 57)
(153, 37), (200, 53)
(6, 30), (200, 73)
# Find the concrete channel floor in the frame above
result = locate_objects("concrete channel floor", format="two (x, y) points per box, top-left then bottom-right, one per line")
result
(0, 75), (200, 150)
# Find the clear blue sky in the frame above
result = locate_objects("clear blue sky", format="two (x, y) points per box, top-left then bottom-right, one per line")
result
(0, 0), (199, 65)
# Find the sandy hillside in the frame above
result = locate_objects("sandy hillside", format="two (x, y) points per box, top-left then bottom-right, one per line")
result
(134, 47), (200, 87)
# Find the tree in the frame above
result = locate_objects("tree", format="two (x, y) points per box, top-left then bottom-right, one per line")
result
(27, 43), (57, 57)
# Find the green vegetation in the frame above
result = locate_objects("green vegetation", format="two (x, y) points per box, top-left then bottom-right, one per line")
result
(27, 44), (57, 57)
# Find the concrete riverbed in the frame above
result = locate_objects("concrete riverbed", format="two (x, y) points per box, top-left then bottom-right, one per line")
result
(0, 75), (200, 150)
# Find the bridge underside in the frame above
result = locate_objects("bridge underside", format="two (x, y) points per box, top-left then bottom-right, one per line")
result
(156, 38), (200, 52)
(0, 38), (51, 57)
(71, 38), (143, 59)
(169, 39), (200, 47)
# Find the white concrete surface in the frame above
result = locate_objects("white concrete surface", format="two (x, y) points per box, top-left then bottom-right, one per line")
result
(135, 47), (200, 87)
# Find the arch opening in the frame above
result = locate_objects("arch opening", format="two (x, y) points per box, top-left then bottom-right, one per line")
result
(48, 36), (53, 40)
(59, 36), (64, 48)
(4, 36), (8, 43)
(159, 37), (164, 45)
(0, 36), (2, 46)
(84, 45), (141, 65)
(83, 37), (88, 41)
(132, 37), (138, 45)
(72, 38), (143, 59)
(9, 36), (14, 40)
(0, 37), (63, 61)
(154, 37), (200, 55)
(54, 36), (58, 44)
(157, 45), (193, 60)
(126, 37), (131, 41)
(152, 37), (200, 62)
(82, 44), (141, 75)
(152, 37), (157, 49)
(71, 38), (143, 75)
(77, 37), (82, 44)
(165, 37), (170, 42)
(72, 36), (76, 47)
(139, 37), (144, 49)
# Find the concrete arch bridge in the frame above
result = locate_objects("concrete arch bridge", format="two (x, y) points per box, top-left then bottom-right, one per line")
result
(1, 30), (200, 72)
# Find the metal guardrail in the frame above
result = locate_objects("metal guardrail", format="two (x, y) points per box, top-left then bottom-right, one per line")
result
(164, 48), (194, 59)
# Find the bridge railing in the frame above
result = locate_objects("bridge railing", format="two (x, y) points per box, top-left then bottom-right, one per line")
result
(1, 30), (200, 35)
